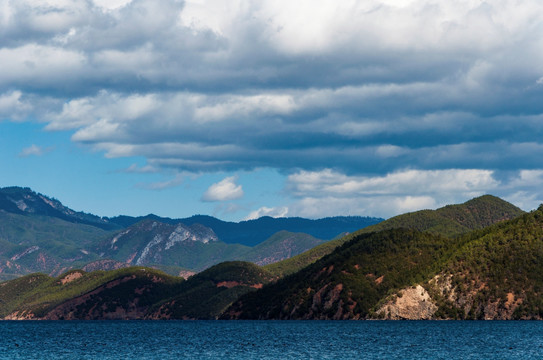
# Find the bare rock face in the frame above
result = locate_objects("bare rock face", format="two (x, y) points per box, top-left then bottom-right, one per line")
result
(376, 285), (437, 320)
(4, 310), (36, 320)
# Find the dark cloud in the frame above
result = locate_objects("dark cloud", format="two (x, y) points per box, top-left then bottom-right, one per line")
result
(2, 0), (543, 178)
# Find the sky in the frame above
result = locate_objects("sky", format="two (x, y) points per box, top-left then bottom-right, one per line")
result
(1, 0), (543, 221)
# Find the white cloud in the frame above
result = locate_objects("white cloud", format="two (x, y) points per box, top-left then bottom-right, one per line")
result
(92, 0), (133, 11)
(19, 144), (53, 157)
(286, 196), (438, 219)
(284, 168), (502, 218)
(244, 206), (289, 220)
(202, 176), (244, 202)
(281, 168), (543, 218)
(0, 45), (86, 86)
(137, 174), (184, 190)
(0, 91), (32, 121)
(3, 0), (543, 218)
(123, 163), (159, 173)
(287, 169), (499, 198)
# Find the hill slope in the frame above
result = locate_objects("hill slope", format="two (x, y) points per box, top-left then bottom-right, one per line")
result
(361, 195), (524, 237)
(0, 262), (273, 320)
(224, 205), (543, 320)
(146, 261), (274, 319)
(264, 195), (524, 277)
(0, 211), (110, 279)
(0, 267), (184, 319)
(423, 206), (543, 319)
(224, 228), (455, 319)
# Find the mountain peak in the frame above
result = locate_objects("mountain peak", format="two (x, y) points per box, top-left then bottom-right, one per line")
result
(0, 186), (119, 230)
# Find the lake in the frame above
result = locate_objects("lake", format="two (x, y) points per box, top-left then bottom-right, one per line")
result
(1, 321), (542, 359)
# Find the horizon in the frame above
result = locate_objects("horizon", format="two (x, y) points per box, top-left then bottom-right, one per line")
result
(2, 1), (543, 221)
(1, 185), (526, 223)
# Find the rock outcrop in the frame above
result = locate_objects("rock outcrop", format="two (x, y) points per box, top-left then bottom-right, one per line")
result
(376, 285), (437, 320)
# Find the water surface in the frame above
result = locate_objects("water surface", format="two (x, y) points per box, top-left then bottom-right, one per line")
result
(1, 321), (542, 359)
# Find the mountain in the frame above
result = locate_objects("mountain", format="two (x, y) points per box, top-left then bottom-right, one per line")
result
(2, 195), (540, 320)
(224, 205), (540, 320)
(0, 187), (120, 230)
(0, 186), (380, 278)
(223, 228), (453, 319)
(238, 231), (324, 266)
(358, 195), (524, 237)
(264, 195), (524, 277)
(95, 219), (248, 271)
(0, 262), (273, 320)
(96, 221), (325, 271)
(423, 206), (543, 320)
(0, 211), (110, 279)
(0, 187), (118, 278)
(107, 214), (383, 246)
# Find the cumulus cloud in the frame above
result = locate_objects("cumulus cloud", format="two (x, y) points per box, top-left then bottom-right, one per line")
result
(244, 206), (289, 221)
(287, 169), (499, 198)
(0, 91), (32, 121)
(2, 0), (543, 217)
(283, 168), (543, 218)
(202, 176), (244, 202)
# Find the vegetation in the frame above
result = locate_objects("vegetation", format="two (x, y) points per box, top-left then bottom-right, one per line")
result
(150, 261), (274, 319)
(225, 228), (458, 319)
(2, 189), (539, 321)
(430, 206), (543, 319)
(1, 187), (358, 278)
(0, 211), (112, 276)
(0, 267), (183, 318)
(264, 195), (524, 277)
(0, 262), (273, 320)
(227, 205), (543, 320)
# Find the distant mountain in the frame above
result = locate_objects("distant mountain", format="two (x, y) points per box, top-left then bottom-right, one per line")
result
(264, 195), (524, 277)
(95, 219), (247, 271)
(0, 186), (380, 277)
(96, 220), (325, 271)
(0, 211), (108, 278)
(238, 231), (324, 266)
(0, 187), (120, 230)
(224, 205), (540, 320)
(0, 262), (273, 320)
(108, 214), (383, 246)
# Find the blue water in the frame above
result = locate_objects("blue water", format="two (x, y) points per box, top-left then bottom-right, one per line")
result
(0, 321), (542, 359)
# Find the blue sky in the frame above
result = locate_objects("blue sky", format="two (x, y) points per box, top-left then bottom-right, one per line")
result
(1, 0), (543, 221)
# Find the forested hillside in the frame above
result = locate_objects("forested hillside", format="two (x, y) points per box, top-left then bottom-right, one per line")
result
(264, 195), (523, 277)
(225, 206), (543, 320)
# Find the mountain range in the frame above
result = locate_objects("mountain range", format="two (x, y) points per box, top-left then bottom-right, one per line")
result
(0, 186), (382, 279)
(3, 191), (540, 320)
